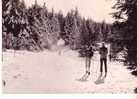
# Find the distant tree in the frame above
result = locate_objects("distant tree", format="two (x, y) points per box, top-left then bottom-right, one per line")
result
(2, 0), (113, 54)
(86, 19), (98, 44)
(57, 11), (66, 40)
(27, 2), (60, 50)
(46, 14), (60, 48)
(80, 18), (89, 46)
(27, 1), (44, 50)
(64, 9), (82, 49)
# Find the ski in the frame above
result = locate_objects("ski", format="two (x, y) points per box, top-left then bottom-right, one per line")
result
(79, 72), (90, 81)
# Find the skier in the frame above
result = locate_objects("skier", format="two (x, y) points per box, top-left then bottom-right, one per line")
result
(95, 43), (108, 84)
(99, 43), (108, 77)
(57, 38), (65, 55)
(80, 44), (94, 80)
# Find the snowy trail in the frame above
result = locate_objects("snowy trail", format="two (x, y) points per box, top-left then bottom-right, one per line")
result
(2, 49), (137, 93)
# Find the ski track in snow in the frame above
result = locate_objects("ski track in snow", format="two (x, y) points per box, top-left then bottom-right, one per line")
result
(2, 49), (137, 93)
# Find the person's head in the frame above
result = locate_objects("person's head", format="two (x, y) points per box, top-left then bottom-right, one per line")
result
(102, 42), (105, 47)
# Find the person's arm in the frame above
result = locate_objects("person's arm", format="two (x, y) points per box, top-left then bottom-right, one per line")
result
(99, 48), (101, 54)
(106, 48), (108, 54)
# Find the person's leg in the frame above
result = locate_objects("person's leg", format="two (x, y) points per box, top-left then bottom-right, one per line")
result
(104, 58), (107, 77)
(95, 58), (103, 83)
(58, 46), (62, 55)
(100, 58), (103, 73)
(109, 55), (111, 62)
(80, 57), (90, 80)
(87, 57), (91, 75)
(85, 57), (90, 74)
(85, 57), (88, 73)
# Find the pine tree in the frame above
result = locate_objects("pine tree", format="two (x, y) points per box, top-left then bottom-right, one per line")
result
(57, 11), (65, 39)
(86, 19), (98, 45)
(47, 14), (60, 48)
(2, 0), (11, 49)
(27, 1), (44, 50)
(2, 0), (29, 49)
(81, 18), (89, 46)
(64, 9), (82, 49)
(113, 0), (137, 67)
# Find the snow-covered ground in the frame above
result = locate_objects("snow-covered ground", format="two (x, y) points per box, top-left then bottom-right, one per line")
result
(2, 48), (137, 93)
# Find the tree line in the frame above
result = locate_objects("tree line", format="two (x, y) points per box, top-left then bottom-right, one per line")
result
(2, 0), (112, 53)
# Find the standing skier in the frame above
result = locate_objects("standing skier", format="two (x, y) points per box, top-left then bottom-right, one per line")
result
(57, 38), (65, 55)
(85, 45), (93, 75)
(80, 44), (94, 80)
(99, 43), (108, 77)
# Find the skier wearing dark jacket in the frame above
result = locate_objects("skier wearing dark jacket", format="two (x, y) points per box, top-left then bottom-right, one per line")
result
(99, 43), (108, 77)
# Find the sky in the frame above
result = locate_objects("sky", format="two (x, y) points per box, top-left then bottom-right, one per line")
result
(24, 0), (116, 23)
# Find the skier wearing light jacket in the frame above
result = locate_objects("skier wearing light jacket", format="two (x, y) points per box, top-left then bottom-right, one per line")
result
(85, 45), (93, 75)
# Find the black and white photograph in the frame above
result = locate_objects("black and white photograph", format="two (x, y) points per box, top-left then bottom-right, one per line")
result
(2, 0), (137, 94)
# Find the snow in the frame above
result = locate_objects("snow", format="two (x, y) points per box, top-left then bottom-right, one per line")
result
(2, 49), (137, 93)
